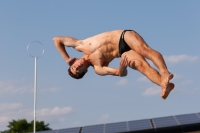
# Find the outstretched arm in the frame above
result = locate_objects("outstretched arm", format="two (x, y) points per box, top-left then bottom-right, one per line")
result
(94, 66), (127, 77)
(53, 36), (80, 65)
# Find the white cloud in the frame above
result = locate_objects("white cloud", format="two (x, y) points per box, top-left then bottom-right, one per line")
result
(40, 87), (60, 93)
(0, 103), (23, 113)
(0, 116), (10, 123)
(100, 114), (110, 121)
(0, 79), (62, 96)
(137, 76), (148, 82)
(181, 80), (193, 85)
(115, 78), (128, 86)
(73, 121), (81, 127)
(173, 87), (200, 95)
(0, 102), (73, 131)
(172, 73), (183, 80)
(190, 88), (200, 94)
(0, 79), (32, 95)
(164, 55), (199, 64)
(58, 118), (65, 122)
(142, 87), (160, 96)
(37, 106), (72, 116)
(0, 103), (29, 130)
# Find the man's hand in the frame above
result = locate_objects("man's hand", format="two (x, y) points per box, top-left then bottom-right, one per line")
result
(119, 55), (128, 77)
(66, 58), (76, 66)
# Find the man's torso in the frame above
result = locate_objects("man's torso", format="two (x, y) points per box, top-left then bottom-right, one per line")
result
(75, 30), (124, 66)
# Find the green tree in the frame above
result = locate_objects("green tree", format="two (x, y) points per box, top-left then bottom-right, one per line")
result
(29, 120), (51, 132)
(0, 119), (52, 133)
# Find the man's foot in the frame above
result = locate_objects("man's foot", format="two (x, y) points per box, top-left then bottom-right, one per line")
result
(161, 72), (174, 88)
(161, 83), (175, 99)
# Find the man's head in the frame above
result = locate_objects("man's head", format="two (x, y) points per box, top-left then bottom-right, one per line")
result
(68, 58), (90, 79)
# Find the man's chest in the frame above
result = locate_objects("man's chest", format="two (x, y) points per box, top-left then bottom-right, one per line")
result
(89, 52), (112, 66)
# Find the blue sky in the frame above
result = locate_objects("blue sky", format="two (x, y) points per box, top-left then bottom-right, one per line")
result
(0, 0), (200, 131)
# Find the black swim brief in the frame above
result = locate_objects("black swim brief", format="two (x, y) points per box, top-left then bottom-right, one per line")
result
(119, 30), (132, 57)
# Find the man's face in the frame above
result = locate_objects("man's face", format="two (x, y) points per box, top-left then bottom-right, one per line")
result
(70, 58), (88, 75)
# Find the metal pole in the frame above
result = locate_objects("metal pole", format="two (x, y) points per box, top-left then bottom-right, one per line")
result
(27, 41), (44, 133)
(34, 57), (37, 133)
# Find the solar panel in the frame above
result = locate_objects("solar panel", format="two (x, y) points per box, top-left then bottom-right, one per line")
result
(152, 116), (183, 133)
(175, 113), (200, 132)
(81, 124), (104, 133)
(175, 113), (200, 125)
(152, 116), (179, 128)
(57, 127), (81, 133)
(105, 122), (128, 133)
(197, 113), (200, 118)
(32, 112), (200, 133)
(128, 119), (154, 131)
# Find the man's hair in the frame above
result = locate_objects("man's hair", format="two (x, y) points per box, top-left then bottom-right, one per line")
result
(68, 67), (87, 79)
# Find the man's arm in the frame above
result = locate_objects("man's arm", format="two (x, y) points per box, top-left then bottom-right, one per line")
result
(53, 36), (80, 65)
(94, 66), (127, 77)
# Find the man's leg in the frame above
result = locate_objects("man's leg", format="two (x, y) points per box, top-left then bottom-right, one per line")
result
(123, 51), (174, 99)
(124, 31), (174, 89)
(134, 59), (174, 99)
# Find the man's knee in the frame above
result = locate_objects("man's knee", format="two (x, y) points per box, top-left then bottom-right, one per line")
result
(135, 59), (150, 72)
(134, 60), (145, 71)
